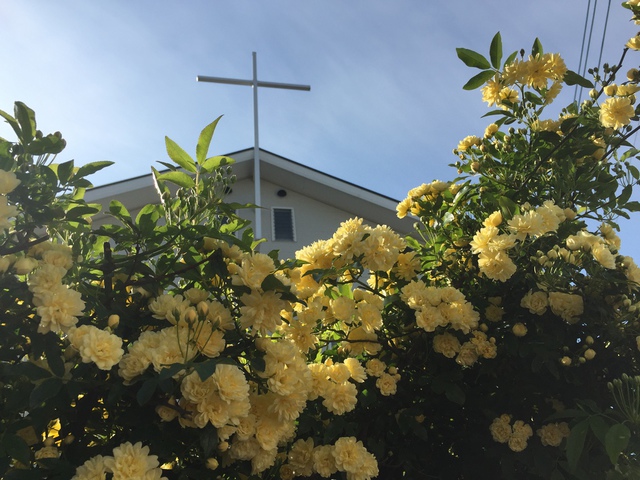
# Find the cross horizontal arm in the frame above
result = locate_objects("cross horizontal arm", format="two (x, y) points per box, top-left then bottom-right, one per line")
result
(196, 75), (310, 91)
(196, 75), (253, 87)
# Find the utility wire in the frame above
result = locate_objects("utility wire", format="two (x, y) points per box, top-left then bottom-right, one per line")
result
(597, 0), (612, 70)
(575, 0), (593, 103)
(578, 0), (600, 102)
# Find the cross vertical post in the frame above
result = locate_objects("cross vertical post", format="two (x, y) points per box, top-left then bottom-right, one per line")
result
(197, 53), (310, 241)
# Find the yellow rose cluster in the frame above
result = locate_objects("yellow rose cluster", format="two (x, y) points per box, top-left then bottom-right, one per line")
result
(396, 180), (461, 219)
(537, 422), (571, 447)
(481, 52), (567, 109)
(489, 414), (534, 452)
(401, 281), (479, 334)
(282, 436), (378, 480)
(470, 201), (567, 282)
(26, 242), (85, 334)
(0, 169), (20, 231)
(72, 441), (166, 480)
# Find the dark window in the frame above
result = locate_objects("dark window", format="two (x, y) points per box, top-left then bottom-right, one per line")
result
(273, 208), (295, 241)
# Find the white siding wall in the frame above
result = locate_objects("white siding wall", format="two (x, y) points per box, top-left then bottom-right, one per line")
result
(227, 178), (372, 259)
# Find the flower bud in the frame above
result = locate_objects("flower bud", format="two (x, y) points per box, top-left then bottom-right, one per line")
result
(13, 256), (38, 275)
(584, 348), (596, 360)
(206, 458), (219, 470)
(512, 323), (528, 337)
(604, 84), (617, 96)
(563, 208), (576, 220)
(560, 356), (572, 366)
(108, 314), (120, 328)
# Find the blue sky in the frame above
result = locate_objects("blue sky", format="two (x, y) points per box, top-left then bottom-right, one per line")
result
(2, 1), (640, 254)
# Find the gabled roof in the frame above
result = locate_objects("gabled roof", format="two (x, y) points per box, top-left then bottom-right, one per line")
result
(85, 148), (413, 234)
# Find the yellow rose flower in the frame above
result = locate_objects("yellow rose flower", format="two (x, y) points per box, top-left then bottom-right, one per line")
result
(627, 34), (640, 50)
(599, 96), (635, 129)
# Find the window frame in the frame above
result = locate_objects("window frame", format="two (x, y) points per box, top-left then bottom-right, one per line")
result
(271, 207), (296, 242)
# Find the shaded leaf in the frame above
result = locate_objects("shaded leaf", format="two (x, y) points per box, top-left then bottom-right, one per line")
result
(444, 383), (465, 405)
(29, 377), (63, 408)
(0, 108), (21, 140)
(605, 423), (630, 465)
(56, 159), (75, 184)
(136, 378), (157, 406)
(200, 425), (219, 458)
(589, 415), (609, 446)
(1, 434), (31, 465)
(14, 101), (36, 143)
(136, 203), (163, 234)
(498, 196), (518, 218)
(566, 419), (589, 472)
(109, 200), (134, 227)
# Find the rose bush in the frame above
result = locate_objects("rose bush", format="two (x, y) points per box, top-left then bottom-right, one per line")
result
(2, 3), (640, 479)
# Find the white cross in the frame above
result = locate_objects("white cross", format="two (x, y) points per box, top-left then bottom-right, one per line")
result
(197, 52), (310, 241)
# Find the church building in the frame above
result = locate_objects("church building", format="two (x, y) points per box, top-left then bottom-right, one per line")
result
(85, 148), (414, 259)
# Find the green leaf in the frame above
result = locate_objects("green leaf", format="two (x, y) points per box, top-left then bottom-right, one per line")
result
(589, 415), (609, 446)
(194, 358), (236, 381)
(151, 165), (169, 200)
(200, 155), (234, 173)
(200, 425), (219, 458)
(532, 37), (544, 57)
(74, 161), (114, 179)
(566, 419), (589, 472)
(14, 102), (36, 143)
(56, 159), (75, 184)
(136, 203), (163, 234)
(444, 383), (465, 405)
(24, 133), (66, 155)
(136, 379), (157, 406)
(498, 196), (518, 218)
(109, 200), (134, 225)
(456, 48), (491, 70)
(157, 362), (185, 380)
(261, 273), (287, 292)
(605, 423), (630, 465)
(29, 377), (63, 408)
(503, 50), (518, 68)
(165, 136), (196, 173)
(41, 332), (65, 377)
(625, 200), (640, 212)
(490, 32), (503, 69)
(0, 108), (21, 139)
(618, 184), (633, 206)
(1, 434), (31, 465)
(462, 69), (495, 91)
(156, 171), (195, 189)
(7, 362), (51, 381)
(196, 116), (222, 165)
(564, 70), (594, 89)
(65, 205), (101, 221)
